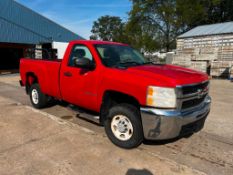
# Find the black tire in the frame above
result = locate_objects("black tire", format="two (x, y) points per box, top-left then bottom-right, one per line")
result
(104, 104), (144, 149)
(29, 83), (48, 109)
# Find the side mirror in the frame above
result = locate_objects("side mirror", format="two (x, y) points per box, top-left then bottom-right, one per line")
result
(73, 57), (95, 69)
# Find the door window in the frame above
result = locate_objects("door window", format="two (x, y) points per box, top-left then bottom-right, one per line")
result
(68, 45), (93, 66)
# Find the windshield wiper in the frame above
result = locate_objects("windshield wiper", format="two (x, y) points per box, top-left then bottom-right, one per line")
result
(143, 61), (165, 65)
(119, 61), (142, 66)
(112, 61), (141, 69)
(113, 61), (164, 69)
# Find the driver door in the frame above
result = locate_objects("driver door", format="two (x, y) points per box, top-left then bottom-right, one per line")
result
(60, 44), (99, 110)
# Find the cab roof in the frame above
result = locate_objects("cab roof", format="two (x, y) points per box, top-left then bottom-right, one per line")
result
(70, 40), (129, 46)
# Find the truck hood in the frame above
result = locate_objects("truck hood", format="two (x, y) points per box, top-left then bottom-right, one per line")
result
(127, 64), (208, 86)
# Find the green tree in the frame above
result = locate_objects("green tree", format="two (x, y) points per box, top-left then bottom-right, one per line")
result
(126, 0), (178, 52)
(125, 18), (160, 52)
(127, 0), (209, 52)
(201, 0), (233, 24)
(91, 0), (233, 52)
(175, 0), (206, 30)
(90, 15), (125, 42)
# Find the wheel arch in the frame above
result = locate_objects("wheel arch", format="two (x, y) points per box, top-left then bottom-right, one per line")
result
(25, 72), (39, 94)
(100, 90), (141, 125)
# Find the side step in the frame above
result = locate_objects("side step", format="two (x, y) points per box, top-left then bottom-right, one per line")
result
(68, 105), (100, 125)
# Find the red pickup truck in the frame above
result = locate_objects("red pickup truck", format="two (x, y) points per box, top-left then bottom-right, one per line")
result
(20, 40), (211, 148)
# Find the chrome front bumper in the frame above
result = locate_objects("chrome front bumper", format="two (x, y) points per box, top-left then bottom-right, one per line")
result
(140, 95), (211, 140)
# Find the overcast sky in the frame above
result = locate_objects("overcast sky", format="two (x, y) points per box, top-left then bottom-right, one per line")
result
(16, 0), (131, 39)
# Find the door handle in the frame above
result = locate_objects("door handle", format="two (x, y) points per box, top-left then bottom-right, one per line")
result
(64, 72), (72, 77)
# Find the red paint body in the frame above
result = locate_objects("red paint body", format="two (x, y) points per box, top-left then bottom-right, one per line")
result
(20, 40), (209, 112)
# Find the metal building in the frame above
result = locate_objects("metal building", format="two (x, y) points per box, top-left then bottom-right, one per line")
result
(177, 22), (233, 49)
(173, 22), (233, 78)
(0, 0), (83, 73)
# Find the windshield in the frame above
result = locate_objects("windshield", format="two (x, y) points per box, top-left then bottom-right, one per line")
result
(94, 44), (151, 68)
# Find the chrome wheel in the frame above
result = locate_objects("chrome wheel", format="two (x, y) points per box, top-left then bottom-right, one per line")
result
(111, 115), (133, 141)
(31, 89), (39, 104)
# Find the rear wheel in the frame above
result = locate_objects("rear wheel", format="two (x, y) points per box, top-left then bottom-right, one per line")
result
(29, 83), (48, 109)
(104, 104), (143, 149)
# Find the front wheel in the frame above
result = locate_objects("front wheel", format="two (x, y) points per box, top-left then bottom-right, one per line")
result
(104, 104), (143, 149)
(29, 83), (48, 109)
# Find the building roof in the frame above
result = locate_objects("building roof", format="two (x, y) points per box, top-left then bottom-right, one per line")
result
(178, 22), (233, 39)
(0, 0), (84, 44)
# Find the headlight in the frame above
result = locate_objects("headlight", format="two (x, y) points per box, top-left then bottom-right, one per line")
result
(146, 86), (177, 108)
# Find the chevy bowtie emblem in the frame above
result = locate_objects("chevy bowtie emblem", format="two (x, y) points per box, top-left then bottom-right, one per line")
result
(197, 88), (207, 99)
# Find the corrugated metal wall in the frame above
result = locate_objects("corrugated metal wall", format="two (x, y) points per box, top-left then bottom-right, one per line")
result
(0, 0), (83, 44)
(0, 17), (50, 44)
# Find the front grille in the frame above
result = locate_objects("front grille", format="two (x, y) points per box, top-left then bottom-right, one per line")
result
(181, 95), (207, 109)
(182, 81), (209, 95)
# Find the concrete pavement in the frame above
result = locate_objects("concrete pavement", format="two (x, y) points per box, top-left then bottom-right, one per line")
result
(0, 96), (205, 175)
(0, 74), (233, 175)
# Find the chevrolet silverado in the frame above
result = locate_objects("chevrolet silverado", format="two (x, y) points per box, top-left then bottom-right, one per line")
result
(20, 40), (211, 148)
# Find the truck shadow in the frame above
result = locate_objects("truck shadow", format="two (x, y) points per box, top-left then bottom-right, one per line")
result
(126, 168), (153, 175)
(49, 100), (102, 126)
(143, 133), (193, 145)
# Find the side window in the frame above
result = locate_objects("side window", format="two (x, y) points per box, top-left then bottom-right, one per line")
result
(68, 45), (93, 66)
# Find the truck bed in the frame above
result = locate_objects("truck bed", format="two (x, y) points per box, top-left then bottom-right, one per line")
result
(20, 58), (62, 99)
